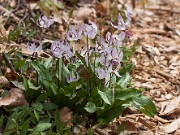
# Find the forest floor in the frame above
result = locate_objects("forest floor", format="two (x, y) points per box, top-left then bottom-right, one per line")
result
(0, 0), (180, 134)
(129, 0), (180, 134)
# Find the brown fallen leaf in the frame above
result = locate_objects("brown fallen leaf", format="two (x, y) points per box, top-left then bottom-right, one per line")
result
(0, 76), (9, 86)
(162, 116), (180, 133)
(159, 96), (180, 116)
(137, 117), (155, 130)
(139, 130), (154, 135)
(0, 88), (28, 107)
(121, 119), (138, 132)
(94, 128), (109, 135)
(73, 125), (87, 135)
(73, 6), (96, 23)
(59, 106), (73, 127)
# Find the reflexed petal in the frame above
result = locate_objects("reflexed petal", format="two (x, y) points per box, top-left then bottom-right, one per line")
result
(113, 70), (121, 77)
(66, 25), (82, 41)
(27, 42), (42, 54)
(36, 14), (54, 28)
(66, 75), (78, 83)
(116, 32), (126, 41)
(83, 22), (97, 39)
(95, 68), (106, 79)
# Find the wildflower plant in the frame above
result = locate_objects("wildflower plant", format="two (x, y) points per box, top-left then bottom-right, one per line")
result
(23, 6), (156, 125)
(36, 14), (54, 28)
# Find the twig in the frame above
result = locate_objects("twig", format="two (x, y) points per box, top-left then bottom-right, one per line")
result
(152, 67), (173, 79)
(2, 52), (16, 74)
(0, 5), (20, 21)
(154, 115), (169, 123)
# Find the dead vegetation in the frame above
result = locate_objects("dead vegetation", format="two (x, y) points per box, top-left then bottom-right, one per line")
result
(0, 0), (180, 134)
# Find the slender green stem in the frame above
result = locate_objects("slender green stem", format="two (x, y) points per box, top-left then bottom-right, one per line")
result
(58, 58), (61, 88)
(104, 55), (107, 86)
(109, 73), (112, 88)
(61, 57), (64, 85)
(86, 37), (92, 93)
(36, 71), (39, 86)
(94, 53), (97, 86)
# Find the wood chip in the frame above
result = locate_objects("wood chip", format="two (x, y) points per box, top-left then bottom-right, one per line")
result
(162, 116), (180, 133)
(152, 67), (173, 79)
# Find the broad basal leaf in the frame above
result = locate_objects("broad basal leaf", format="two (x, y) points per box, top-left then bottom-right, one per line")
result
(84, 102), (97, 113)
(132, 95), (157, 117)
(98, 90), (111, 105)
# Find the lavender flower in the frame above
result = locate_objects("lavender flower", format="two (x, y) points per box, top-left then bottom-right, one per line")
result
(83, 21), (97, 39)
(66, 75), (78, 83)
(94, 31), (124, 79)
(124, 5), (132, 27)
(63, 41), (74, 58)
(66, 25), (82, 41)
(36, 15), (54, 28)
(51, 40), (63, 58)
(95, 68), (107, 79)
(80, 47), (93, 66)
(111, 5), (132, 30)
(51, 40), (74, 59)
(27, 42), (42, 54)
(116, 31), (126, 41)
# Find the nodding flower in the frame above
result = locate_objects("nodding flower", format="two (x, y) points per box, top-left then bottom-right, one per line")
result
(83, 21), (97, 39)
(51, 40), (63, 58)
(36, 14), (54, 28)
(111, 5), (132, 30)
(66, 72), (79, 83)
(66, 25), (82, 41)
(27, 42), (42, 54)
(95, 68), (107, 80)
(51, 40), (74, 59)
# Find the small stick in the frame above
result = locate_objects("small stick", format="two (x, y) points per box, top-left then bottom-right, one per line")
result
(2, 52), (16, 74)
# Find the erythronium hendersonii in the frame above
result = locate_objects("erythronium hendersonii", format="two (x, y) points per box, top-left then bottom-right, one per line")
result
(27, 42), (42, 54)
(36, 14), (54, 28)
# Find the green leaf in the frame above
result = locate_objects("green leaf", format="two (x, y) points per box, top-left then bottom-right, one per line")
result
(43, 103), (58, 111)
(42, 80), (58, 95)
(42, 57), (53, 68)
(34, 109), (40, 121)
(36, 93), (49, 102)
(69, 88), (88, 108)
(119, 63), (134, 75)
(115, 88), (141, 100)
(25, 29), (36, 37)
(132, 95), (157, 117)
(98, 90), (111, 105)
(32, 123), (51, 133)
(55, 110), (63, 134)
(32, 102), (43, 112)
(28, 80), (41, 90)
(14, 59), (26, 69)
(118, 72), (131, 89)
(99, 99), (131, 122)
(84, 102), (97, 113)
(0, 115), (4, 128)
(8, 24), (21, 41)
(21, 118), (31, 135)
(5, 106), (30, 131)
(76, 52), (87, 68)
(31, 61), (51, 80)
(11, 81), (25, 90)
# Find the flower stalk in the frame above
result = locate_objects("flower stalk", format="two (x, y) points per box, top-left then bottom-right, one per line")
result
(86, 36), (92, 93)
